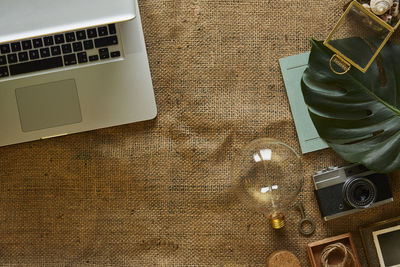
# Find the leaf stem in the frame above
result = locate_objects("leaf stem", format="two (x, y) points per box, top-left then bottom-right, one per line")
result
(347, 73), (400, 116)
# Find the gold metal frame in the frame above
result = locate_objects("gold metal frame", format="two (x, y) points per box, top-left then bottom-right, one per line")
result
(323, 0), (398, 73)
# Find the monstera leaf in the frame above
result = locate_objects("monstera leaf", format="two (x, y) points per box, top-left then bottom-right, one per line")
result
(301, 38), (400, 173)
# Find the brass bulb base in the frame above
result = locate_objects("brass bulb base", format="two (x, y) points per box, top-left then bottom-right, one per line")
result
(269, 212), (285, 229)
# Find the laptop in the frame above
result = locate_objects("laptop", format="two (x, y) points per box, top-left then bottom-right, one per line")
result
(0, 0), (157, 147)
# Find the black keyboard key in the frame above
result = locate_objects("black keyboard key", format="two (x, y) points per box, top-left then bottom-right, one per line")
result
(51, 46), (61, 56)
(0, 44), (10, 54)
(76, 30), (86, 40)
(63, 54), (77, 65)
(83, 40), (94, 50)
(22, 40), (32, 50)
(94, 36), (118, 48)
(65, 32), (75, 42)
(18, 52), (29, 62)
(32, 38), (43, 48)
(77, 52), (88, 63)
(98, 26), (108, 36)
(29, 50), (40, 60)
(62, 43), (72, 54)
(99, 48), (109, 59)
(43, 36), (54, 46)
(40, 47), (50, 58)
(108, 24), (116, 34)
(0, 66), (9, 78)
(87, 28), (97, 38)
(72, 42), (83, 52)
(89, 55), (99, 61)
(7, 53), (17, 64)
(110, 51), (121, 58)
(9, 56), (63, 76)
(54, 34), (65, 44)
(0, 56), (6, 65)
(11, 42), (21, 52)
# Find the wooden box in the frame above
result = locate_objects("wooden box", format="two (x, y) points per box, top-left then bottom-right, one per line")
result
(306, 233), (361, 267)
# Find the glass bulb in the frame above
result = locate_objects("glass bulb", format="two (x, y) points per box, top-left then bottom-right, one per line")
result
(232, 138), (304, 229)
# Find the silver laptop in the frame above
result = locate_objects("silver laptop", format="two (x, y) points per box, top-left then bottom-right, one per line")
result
(0, 0), (157, 147)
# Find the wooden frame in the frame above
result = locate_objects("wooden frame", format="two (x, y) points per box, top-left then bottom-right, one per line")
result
(306, 233), (361, 267)
(360, 216), (400, 267)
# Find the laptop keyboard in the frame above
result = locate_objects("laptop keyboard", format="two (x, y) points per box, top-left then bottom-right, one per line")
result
(0, 24), (122, 80)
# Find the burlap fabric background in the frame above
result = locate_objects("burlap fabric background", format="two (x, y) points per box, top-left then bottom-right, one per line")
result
(1, 0), (400, 266)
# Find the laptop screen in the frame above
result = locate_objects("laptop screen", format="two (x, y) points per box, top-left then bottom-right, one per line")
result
(0, 0), (135, 43)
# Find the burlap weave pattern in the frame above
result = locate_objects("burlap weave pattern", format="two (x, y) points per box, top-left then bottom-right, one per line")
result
(1, 0), (400, 266)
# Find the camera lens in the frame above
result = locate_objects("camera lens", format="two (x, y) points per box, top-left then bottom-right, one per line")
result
(343, 177), (377, 209)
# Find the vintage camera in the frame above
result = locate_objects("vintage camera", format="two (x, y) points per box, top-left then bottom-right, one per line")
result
(313, 164), (393, 221)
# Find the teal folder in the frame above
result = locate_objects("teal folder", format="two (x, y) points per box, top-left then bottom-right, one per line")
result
(279, 52), (329, 154)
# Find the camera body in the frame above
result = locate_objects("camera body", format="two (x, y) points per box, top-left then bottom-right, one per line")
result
(313, 164), (393, 221)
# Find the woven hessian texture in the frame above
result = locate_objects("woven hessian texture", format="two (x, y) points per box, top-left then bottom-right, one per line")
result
(1, 0), (400, 266)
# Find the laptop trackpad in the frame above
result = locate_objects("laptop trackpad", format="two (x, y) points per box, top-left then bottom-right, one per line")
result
(15, 79), (82, 132)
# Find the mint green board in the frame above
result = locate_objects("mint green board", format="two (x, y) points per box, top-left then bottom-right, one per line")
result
(279, 52), (329, 154)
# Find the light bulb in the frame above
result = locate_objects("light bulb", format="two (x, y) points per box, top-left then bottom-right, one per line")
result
(232, 138), (304, 229)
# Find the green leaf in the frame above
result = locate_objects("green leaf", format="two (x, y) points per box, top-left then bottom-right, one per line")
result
(301, 38), (400, 173)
